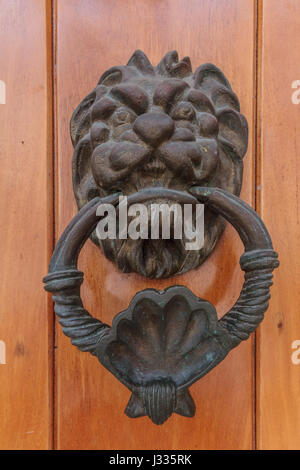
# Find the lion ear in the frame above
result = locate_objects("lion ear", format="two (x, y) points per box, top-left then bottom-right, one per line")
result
(194, 63), (231, 90)
(98, 67), (123, 87)
(70, 89), (96, 147)
(193, 63), (240, 112)
(194, 63), (248, 159)
(98, 65), (139, 86)
(217, 109), (248, 159)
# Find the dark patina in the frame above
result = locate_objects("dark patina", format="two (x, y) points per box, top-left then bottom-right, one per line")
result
(71, 50), (248, 278)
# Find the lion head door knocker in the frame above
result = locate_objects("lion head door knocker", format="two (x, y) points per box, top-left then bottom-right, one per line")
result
(71, 50), (248, 278)
(44, 51), (279, 425)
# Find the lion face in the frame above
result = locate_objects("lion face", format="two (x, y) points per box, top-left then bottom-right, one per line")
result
(71, 50), (248, 278)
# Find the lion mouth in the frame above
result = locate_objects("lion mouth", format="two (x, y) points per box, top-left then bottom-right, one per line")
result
(91, 137), (219, 194)
(105, 187), (201, 278)
(117, 186), (198, 207)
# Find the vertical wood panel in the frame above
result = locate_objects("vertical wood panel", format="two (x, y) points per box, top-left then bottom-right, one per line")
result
(55, 0), (256, 449)
(257, 0), (300, 450)
(0, 0), (53, 449)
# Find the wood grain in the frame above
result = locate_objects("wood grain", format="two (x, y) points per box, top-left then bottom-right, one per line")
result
(0, 0), (53, 449)
(54, 0), (256, 450)
(257, 0), (300, 450)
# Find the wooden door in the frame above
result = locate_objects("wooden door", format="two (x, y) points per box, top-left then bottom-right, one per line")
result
(0, 0), (300, 450)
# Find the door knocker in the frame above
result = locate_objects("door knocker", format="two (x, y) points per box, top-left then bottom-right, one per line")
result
(44, 51), (278, 425)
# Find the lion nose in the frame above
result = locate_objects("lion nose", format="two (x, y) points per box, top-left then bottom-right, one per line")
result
(133, 112), (174, 147)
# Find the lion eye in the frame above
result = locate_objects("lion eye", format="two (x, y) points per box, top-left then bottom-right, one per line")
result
(171, 102), (195, 121)
(112, 109), (135, 126)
